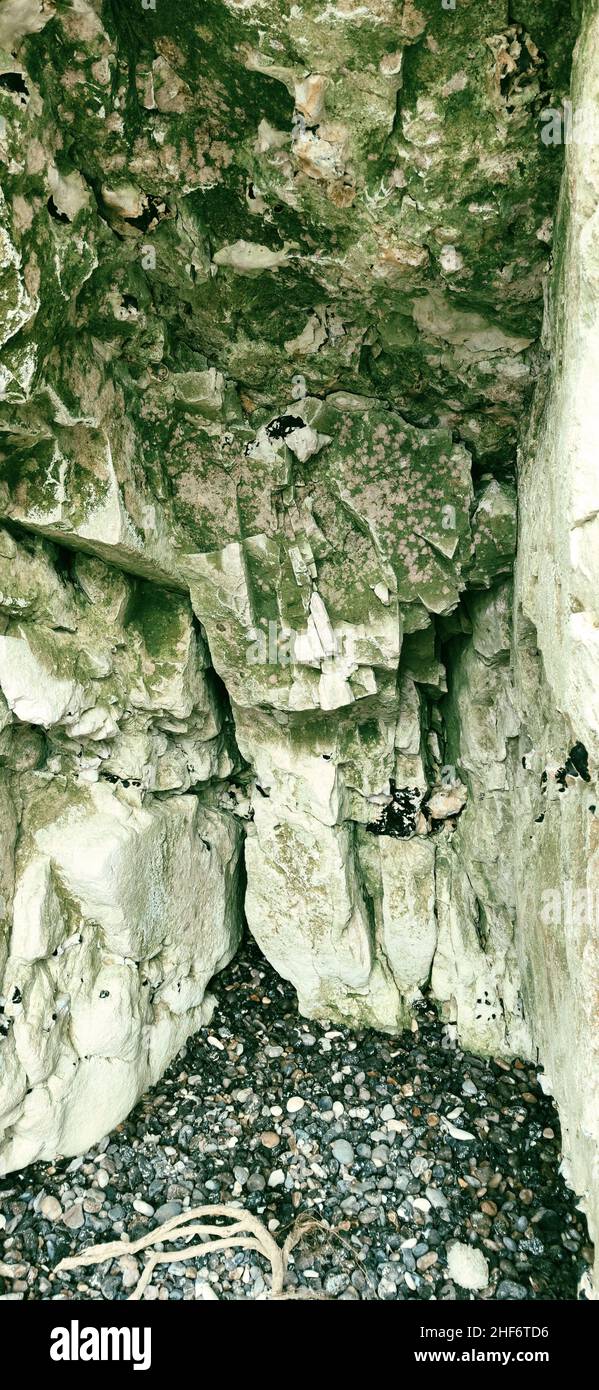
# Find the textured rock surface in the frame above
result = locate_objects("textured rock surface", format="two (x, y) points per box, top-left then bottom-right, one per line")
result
(512, 1), (599, 1292)
(0, 0), (596, 1283)
(0, 521), (244, 1173)
(432, 581), (530, 1057)
(1, 776), (242, 1172)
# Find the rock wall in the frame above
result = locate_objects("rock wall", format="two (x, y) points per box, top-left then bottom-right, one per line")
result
(513, 0), (599, 1291)
(0, 0), (594, 1234)
(0, 526), (244, 1170)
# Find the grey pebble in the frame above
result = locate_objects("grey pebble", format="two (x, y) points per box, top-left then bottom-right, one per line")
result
(153, 1201), (182, 1224)
(4, 941), (585, 1306)
(331, 1139), (355, 1166)
(497, 1279), (530, 1300)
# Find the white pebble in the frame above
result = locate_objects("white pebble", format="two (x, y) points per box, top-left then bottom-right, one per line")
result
(39, 1195), (62, 1221)
(286, 1096), (305, 1114)
(442, 1117), (475, 1141)
(447, 1241), (489, 1291)
(195, 1281), (219, 1300)
(118, 1255), (140, 1289)
(133, 1199), (154, 1216)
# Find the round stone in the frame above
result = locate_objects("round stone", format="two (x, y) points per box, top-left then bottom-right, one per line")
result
(39, 1195), (62, 1221)
(417, 1251), (438, 1272)
(153, 1201), (182, 1224)
(331, 1139), (355, 1167)
(286, 1096), (305, 1114)
(260, 1130), (280, 1148)
(132, 1199), (154, 1216)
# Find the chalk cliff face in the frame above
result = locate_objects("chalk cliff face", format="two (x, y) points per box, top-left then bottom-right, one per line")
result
(512, 0), (599, 1295)
(0, 0), (596, 1282)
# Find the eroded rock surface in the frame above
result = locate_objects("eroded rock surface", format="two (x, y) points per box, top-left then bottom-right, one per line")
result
(0, 0), (597, 1287)
(1, 777), (242, 1169)
(512, 0), (599, 1291)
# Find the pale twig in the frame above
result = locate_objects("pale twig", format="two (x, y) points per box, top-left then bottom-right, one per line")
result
(53, 1202), (323, 1300)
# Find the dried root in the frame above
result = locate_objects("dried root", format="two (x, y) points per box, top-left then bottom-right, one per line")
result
(54, 1204), (324, 1301)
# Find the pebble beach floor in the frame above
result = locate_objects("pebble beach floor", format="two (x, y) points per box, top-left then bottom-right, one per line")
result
(0, 938), (592, 1302)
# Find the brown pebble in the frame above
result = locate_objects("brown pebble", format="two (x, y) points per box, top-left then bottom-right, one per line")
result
(260, 1130), (280, 1149)
(481, 1200), (498, 1216)
(488, 1172), (503, 1189)
(0, 1262), (27, 1279)
(62, 1201), (85, 1230)
(542, 1127), (555, 1140)
(417, 1251), (438, 1271)
(426, 1113), (439, 1127)
(519, 1188), (533, 1205)
(83, 1195), (104, 1215)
